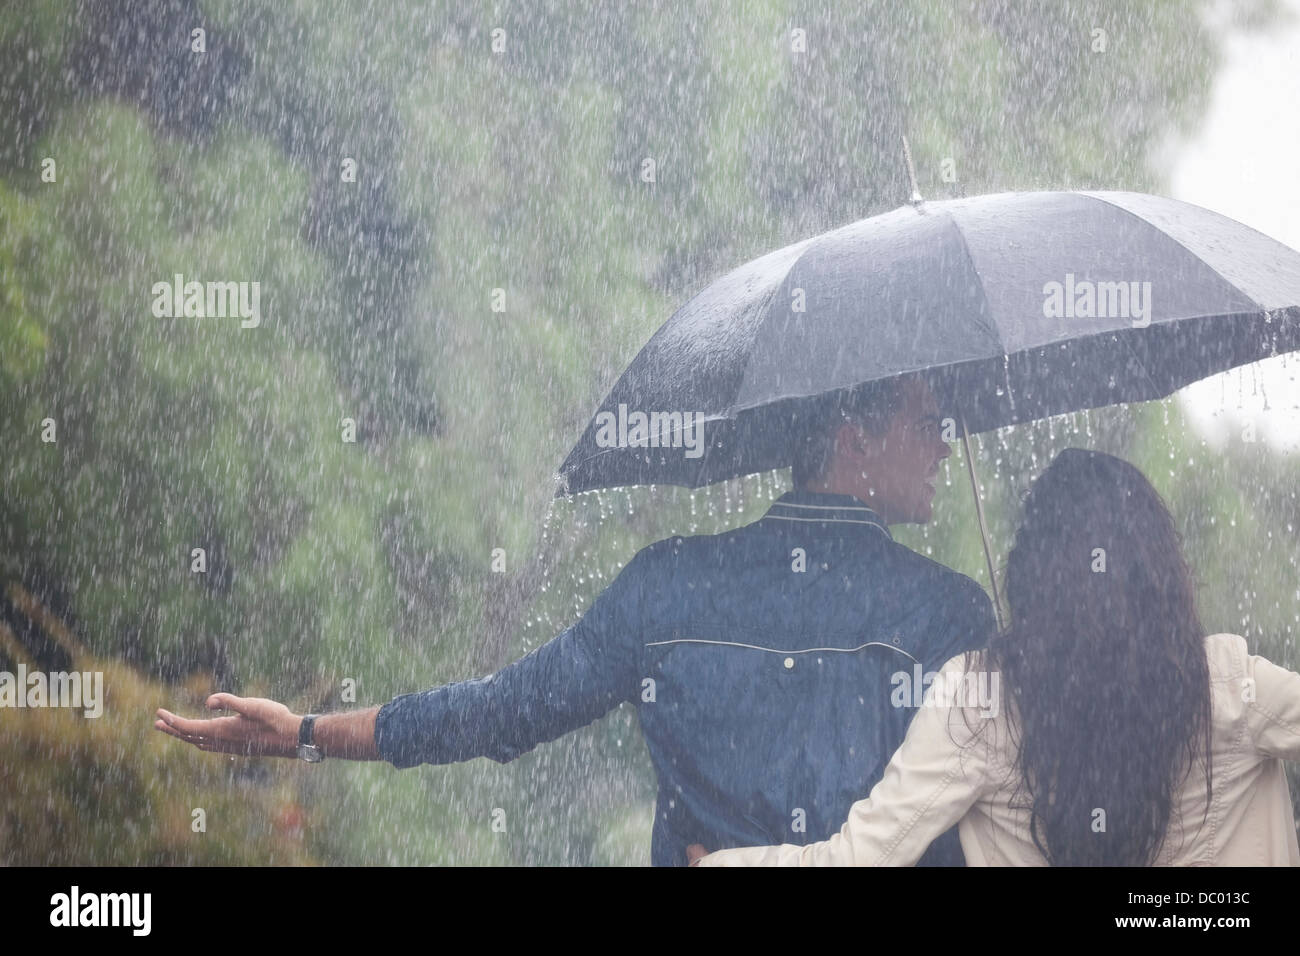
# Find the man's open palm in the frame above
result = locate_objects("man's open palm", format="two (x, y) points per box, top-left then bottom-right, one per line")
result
(155, 693), (299, 758)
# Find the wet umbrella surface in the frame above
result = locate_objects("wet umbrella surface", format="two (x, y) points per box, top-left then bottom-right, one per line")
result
(560, 191), (1300, 494)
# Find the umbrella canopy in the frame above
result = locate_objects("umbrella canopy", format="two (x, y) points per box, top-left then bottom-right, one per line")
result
(557, 190), (1300, 495)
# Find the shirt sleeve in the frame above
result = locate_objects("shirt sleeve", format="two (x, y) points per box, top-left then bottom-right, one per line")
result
(1244, 642), (1300, 761)
(696, 654), (995, 866)
(373, 549), (648, 768)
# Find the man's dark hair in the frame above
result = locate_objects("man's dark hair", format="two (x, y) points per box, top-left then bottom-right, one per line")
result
(791, 378), (907, 489)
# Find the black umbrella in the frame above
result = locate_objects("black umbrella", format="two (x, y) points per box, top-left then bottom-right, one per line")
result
(560, 190), (1300, 493)
(557, 190), (1300, 619)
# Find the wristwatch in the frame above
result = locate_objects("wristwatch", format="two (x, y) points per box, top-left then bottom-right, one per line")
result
(297, 714), (324, 762)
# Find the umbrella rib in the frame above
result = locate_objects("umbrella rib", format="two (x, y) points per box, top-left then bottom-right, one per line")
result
(729, 231), (838, 414)
(1116, 329), (1165, 402)
(1080, 192), (1269, 313)
(938, 208), (1019, 425)
(942, 208), (1006, 351)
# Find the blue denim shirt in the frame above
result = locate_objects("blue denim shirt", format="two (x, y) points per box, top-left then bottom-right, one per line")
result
(375, 489), (996, 865)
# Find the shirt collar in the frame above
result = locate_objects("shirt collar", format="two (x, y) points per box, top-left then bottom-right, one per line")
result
(762, 489), (893, 540)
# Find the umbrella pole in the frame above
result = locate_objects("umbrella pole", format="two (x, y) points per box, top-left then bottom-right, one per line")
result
(960, 415), (1006, 631)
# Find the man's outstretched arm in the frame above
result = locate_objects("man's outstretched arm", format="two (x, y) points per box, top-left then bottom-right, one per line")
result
(155, 694), (381, 760)
(154, 547), (650, 765)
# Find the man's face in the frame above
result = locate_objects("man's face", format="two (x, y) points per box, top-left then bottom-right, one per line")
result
(840, 380), (951, 525)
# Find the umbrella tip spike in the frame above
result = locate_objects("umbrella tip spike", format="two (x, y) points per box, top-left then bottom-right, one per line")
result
(901, 134), (925, 207)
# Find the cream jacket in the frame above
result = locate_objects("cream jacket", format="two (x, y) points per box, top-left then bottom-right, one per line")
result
(698, 633), (1300, 866)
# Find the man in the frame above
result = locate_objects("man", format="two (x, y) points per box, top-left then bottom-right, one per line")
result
(155, 375), (996, 865)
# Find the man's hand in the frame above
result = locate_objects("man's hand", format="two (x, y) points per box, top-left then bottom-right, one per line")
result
(155, 693), (300, 759)
(686, 844), (710, 866)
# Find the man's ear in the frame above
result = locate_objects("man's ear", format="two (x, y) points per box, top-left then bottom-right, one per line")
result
(834, 421), (871, 461)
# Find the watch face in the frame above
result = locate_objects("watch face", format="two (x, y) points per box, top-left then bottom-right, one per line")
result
(298, 745), (323, 763)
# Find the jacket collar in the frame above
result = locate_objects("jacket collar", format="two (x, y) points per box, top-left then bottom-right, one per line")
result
(762, 489), (893, 540)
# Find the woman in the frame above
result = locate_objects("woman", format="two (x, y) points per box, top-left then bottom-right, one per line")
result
(694, 447), (1300, 866)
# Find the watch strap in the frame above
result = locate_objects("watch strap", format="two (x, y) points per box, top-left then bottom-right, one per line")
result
(299, 714), (318, 747)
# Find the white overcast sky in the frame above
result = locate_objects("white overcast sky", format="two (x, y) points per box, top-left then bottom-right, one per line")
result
(1169, 0), (1300, 453)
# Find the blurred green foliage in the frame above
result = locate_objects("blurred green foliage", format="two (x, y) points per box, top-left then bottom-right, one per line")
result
(1, 0), (1296, 865)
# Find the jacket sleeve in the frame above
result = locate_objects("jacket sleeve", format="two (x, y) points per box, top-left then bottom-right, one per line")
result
(697, 654), (994, 866)
(1243, 640), (1300, 760)
(373, 550), (648, 768)
(932, 577), (996, 666)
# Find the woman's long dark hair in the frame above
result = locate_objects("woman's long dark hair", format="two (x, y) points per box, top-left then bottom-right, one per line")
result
(986, 448), (1213, 866)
